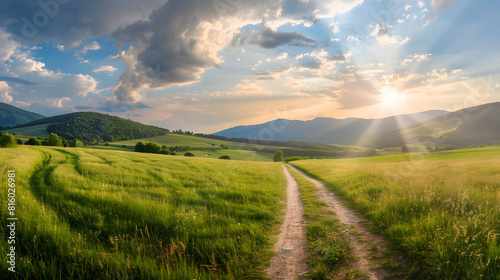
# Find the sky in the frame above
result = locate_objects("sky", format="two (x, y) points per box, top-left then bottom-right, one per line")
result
(0, 0), (499, 133)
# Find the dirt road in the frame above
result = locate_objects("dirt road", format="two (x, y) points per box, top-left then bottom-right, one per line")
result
(290, 165), (404, 280)
(266, 165), (309, 280)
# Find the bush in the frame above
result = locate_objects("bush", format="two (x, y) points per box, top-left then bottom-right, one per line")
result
(158, 149), (170, 155)
(219, 155), (231, 160)
(273, 150), (284, 162)
(25, 138), (41, 146)
(104, 143), (110, 146)
(135, 142), (145, 152)
(47, 133), (64, 147)
(71, 139), (85, 147)
(184, 152), (195, 157)
(0, 133), (17, 148)
(170, 151), (177, 155)
(285, 156), (308, 163)
(144, 142), (162, 153)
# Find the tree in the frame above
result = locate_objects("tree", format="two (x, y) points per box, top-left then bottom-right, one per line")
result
(273, 150), (284, 162)
(135, 142), (145, 152)
(25, 138), (42, 146)
(0, 133), (17, 148)
(47, 133), (64, 147)
(144, 142), (162, 153)
(402, 145), (409, 153)
(426, 146), (434, 153)
(219, 155), (231, 160)
(184, 152), (195, 157)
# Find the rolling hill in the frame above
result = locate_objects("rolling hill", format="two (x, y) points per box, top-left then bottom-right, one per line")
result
(11, 111), (169, 144)
(352, 102), (500, 148)
(0, 102), (45, 128)
(215, 110), (448, 144)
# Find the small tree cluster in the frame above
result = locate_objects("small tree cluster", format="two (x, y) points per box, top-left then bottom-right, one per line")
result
(219, 155), (231, 160)
(135, 141), (171, 155)
(0, 133), (17, 148)
(273, 150), (284, 162)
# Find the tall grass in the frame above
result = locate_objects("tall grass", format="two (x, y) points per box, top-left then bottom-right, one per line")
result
(292, 147), (500, 280)
(1, 147), (286, 279)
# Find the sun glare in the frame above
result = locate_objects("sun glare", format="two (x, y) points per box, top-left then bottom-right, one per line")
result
(378, 87), (407, 109)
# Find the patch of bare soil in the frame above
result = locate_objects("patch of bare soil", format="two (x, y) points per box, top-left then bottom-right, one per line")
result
(266, 165), (309, 280)
(290, 166), (407, 280)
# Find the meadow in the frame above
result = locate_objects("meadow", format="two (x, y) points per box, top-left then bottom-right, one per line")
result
(0, 146), (286, 279)
(292, 146), (500, 279)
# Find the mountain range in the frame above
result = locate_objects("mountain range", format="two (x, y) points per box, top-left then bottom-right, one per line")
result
(216, 102), (500, 148)
(215, 110), (448, 145)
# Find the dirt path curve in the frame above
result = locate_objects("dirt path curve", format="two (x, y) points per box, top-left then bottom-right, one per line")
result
(290, 165), (404, 280)
(266, 165), (309, 280)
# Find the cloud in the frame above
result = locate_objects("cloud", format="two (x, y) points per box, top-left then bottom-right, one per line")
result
(75, 74), (98, 97)
(418, 1), (425, 8)
(78, 41), (101, 55)
(92, 65), (118, 73)
(431, 0), (457, 10)
(110, 0), (283, 102)
(329, 51), (351, 62)
(0, 28), (19, 62)
(276, 52), (288, 60)
(330, 21), (340, 34)
(371, 24), (409, 46)
(0, 81), (13, 103)
(1, 0), (167, 47)
(334, 78), (381, 109)
(232, 23), (317, 49)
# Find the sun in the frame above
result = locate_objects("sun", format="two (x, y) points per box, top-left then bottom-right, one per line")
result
(378, 87), (407, 109)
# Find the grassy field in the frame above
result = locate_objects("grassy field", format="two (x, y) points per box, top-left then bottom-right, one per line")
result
(0, 146), (286, 279)
(1, 124), (50, 139)
(292, 146), (500, 279)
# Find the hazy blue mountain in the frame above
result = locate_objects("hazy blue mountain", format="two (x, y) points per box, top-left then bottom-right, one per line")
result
(215, 110), (448, 144)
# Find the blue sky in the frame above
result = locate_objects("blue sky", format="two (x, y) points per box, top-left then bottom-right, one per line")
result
(0, 0), (499, 133)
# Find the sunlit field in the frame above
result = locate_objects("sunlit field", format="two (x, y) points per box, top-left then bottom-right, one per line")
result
(292, 146), (500, 279)
(0, 146), (286, 279)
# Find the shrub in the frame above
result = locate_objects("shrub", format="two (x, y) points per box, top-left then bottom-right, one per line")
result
(219, 155), (231, 160)
(135, 142), (145, 152)
(0, 133), (17, 148)
(184, 152), (195, 157)
(273, 150), (284, 162)
(25, 138), (42, 146)
(47, 133), (64, 147)
(285, 156), (308, 163)
(144, 142), (162, 153)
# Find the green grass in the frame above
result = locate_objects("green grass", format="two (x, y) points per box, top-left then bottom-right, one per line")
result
(291, 147), (500, 280)
(0, 146), (287, 279)
(2, 124), (50, 139)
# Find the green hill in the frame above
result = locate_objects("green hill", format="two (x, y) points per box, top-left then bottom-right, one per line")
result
(13, 111), (169, 144)
(0, 102), (45, 128)
(353, 102), (500, 148)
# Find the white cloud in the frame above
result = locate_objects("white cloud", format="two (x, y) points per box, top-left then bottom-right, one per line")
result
(276, 52), (288, 60)
(92, 65), (118, 73)
(0, 81), (13, 103)
(330, 21), (340, 34)
(347, 35), (359, 42)
(371, 24), (409, 46)
(0, 28), (19, 63)
(405, 5), (412, 11)
(80, 41), (101, 54)
(418, 1), (425, 8)
(74, 74), (98, 97)
(45, 97), (71, 108)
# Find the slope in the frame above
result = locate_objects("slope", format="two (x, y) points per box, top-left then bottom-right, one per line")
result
(0, 102), (45, 128)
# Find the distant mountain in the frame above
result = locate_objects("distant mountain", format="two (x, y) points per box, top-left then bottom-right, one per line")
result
(0, 102), (45, 128)
(353, 102), (500, 148)
(14, 112), (169, 144)
(215, 110), (448, 144)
